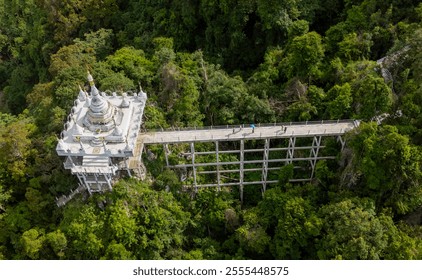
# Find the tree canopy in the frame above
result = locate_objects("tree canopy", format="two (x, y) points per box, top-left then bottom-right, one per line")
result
(1, 0), (422, 260)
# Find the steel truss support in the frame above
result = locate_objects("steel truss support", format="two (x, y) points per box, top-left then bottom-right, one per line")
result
(286, 136), (296, 164)
(239, 139), (244, 203)
(261, 138), (270, 194)
(164, 144), (170, 167)
(309, 136), (322, 179)
(103, 170), (112, 191)
(171, 156), (335, 168)
(80, 170), (92, 195)
(76, 173), (86, 193)
(190, 142), (197, 192)
(215, 141), (221, 191)
(337, 135), (346, 151)
(93, 172), (99, 192)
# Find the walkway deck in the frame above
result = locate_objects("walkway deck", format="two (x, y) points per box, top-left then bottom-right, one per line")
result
(139, 120), (359, 144)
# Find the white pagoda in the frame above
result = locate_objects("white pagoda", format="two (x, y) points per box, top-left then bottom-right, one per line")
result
(56, 72), (147, 204)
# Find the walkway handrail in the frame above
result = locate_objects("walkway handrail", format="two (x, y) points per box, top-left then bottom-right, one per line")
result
(144, 119), (356, 133)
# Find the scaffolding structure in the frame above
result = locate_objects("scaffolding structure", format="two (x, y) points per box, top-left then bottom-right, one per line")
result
(139, 120), (359, 201)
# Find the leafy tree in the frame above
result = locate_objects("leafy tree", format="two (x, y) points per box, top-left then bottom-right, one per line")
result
(257, 186), (321, 259)
(3, 65), (36, 114)
(338, 32), (373, 61)
(157, 60), (203, 126)
(284, 31), (325, 82)
(379, 218), (422, 260)
(271, 195), (321, 259)
(143, 105), (169, 130)
(190, 189), (237, 239)
(316, 196), (422, 260)
(19, 228), (45, 260)
(48, 44), (96, 78)
(344, 122), (422, 215)
(102, 242), (134, 260)
(0, 0), (51, 80)
(59, 203), (105, 259)
(202, 66), (273, 125)
(352, 74), (393, 120)
(106, 46), (155, 85)
(0, 116), (36, 188)
(317, 198), (389, 259)
(26, 82), (65, 132)
(288, 20), (310, 39)
(285, 97), (317, 121)
(109, 180), (190, 259)
(183, 237), (223, 260)
(236, 207), (271, 257)
(325, 83), (353, 119)
(202, 67), (247, 124)
(105, 199), (138, 247)
(278, 164), (294, 186)
(0, 203), (32, 258)
(45, 230), (67, 259)
(24, 188), (50, 217)
(257, 0), (317, 33)
(0, 184), (11, 219)
(307, 85), (326, 117)
(198, 0), (264, 70)
(39, 0), (118, 46)
(154, 169), (182, 193)
(246, 47), (285, 99)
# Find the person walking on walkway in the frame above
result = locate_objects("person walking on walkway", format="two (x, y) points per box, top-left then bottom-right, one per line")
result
(250, 123), (255, 133)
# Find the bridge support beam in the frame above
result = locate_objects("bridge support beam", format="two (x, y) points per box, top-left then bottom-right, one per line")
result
(215, 141), (221, 191)
(286, 136), (296, 164)
(309, 136), (322, 179)
(190, 142), (197, 192)
(337, 135), (346, 151)
(164, 144), (170, 167)
(240, 139), (244, 203)
(261, 138), (270, 194)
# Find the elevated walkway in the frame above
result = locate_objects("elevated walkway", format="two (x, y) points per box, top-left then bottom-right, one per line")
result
(139, 120), (358, 144)
(138, 120), (360, 201)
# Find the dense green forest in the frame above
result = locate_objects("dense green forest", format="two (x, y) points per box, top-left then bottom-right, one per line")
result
(1, 0), (422, 260)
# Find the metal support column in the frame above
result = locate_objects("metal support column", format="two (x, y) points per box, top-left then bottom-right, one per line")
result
(67, 156), (75, 167)
(309, 136), (322, 179)
(93, 171), (99, 192)
(76, 173), (85, 191)
(81, 170), (92, 195)
(164, 144), (170, 167)
(239, 139), (244, 203)
(286, 136), (296, 164)
(105, 172), (113, 191)
(190, 142), (197, 192)
(337, 135), (346, 151)
(215, 141), (221, 191)
(261, 138), (270, 194)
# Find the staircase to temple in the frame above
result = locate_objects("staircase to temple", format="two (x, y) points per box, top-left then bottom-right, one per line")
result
(82, 155), (110, 168)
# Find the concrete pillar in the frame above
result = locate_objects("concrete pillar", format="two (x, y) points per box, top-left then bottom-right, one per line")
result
(190, 142), (197, 192)
(239, 139), (244, 203)
(261, 138), (270, 194)
(215, 141), (221, 191)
